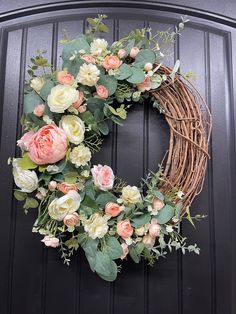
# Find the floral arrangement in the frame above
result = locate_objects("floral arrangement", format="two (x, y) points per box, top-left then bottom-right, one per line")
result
(9, 15), (206, 282)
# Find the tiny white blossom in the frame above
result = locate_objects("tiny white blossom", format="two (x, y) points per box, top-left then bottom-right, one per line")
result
(125, 237), (133, 245)
(46, 165), (59, 172)
(166, 225), (173, 233)
(43, 115), (53, 124)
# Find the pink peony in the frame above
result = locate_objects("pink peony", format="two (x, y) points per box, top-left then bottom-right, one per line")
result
(105, 202), (122, 217)
(57, 70), (74, 85)
(41, 235), (59, 248)
(117, 220), (133, 239)
(63, 212), (79, 227)
(102, 55), (122, 70)
(57, 182), (78, 194)
(17, 131), (35, 151)
(33, 104), (45, 117)
(81, 54), (96, 64)
(28, 124), (67, 165)
(117, 49), (126, 59)
(130, 47), (140, 58)
(96, 85), (109, 99)
(136, 76), (152, 92)
(91, 164), (114, 191)
(121, 243), (129, 259)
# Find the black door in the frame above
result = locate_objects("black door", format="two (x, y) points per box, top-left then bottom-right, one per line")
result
(0, 1), (235, 314)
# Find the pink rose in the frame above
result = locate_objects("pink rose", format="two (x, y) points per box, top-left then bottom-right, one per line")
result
(136, 76), (152, 92)
(144, 63), (153, 71)
(57, 182), (78, 194)
(130, 47), (140, 58)
(17, 131), (35, 151)
(91, 164), (115, 191)
(105, 202), (122, 217)
(96, 85), (109, 99)
(72, 91), (85, 112)
(41, 235), (59, 248)
(28, 124), (67, 165)
(63, 212), (79, 227)
(57, 70), (74, 85)
(117, 220), (133, 239)
(102, 55), (122, 70)
(152, 197), (164, 211)
(121, 243), (129, 259)
(33, 104), (45, 117)
(142, 234), (155, 248)
(117, 49), (126, 59)
(81, 54), (96, 64)
(149, 223), (161, 238)
(48, 181), (57, 191)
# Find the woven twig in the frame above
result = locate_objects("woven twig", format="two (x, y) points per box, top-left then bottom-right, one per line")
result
(152, 65), (212, 213)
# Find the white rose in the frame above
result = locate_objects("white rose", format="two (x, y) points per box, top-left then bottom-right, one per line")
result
(83, 213), (109, 239)
(13, 159), (38, 193)
(121, 185), (141, 205)
(30, 77), (45, 93)
(70, 145), (91, 167)
(90, 38), (108, 56)
(47, 84), (79, 113)
(59, 115), (85, 144)
(48, 190), (81, 221)
(76, 63), (100, 87)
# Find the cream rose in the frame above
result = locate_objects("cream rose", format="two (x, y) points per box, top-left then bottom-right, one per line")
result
(30, 77), (44, 93)
(76, 63), (100, 87)
(83, 213), (109, 239)
(48, 190), (81, 221)
(90, 38), (108, 56)
(121, 185), (141, 205)
(59, 115), (85, 145)
(13, 159), (38, 193)
(47, 84), (79, 113)
(70, 145), (91, 167)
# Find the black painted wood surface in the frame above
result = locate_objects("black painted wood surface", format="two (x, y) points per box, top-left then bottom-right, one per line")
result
(0, 2), (235, 314)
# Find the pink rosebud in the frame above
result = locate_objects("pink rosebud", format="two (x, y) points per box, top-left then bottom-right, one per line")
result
(17, 131), (35, 151)
(72, 91), (85, 110)
(136, 76), (152, 92)
(105, 202), (122, 217)
(152, 197), (164, 211)
(41, 235), (59, 248)
(142, 233), (155, 248)
(63, 212), (79, 227)
(57, 70), (74, 85)
(117, 49), (126, 59)
(102, 55), (122, 70)
(78, 104), (86, 113)
(96, 85), (109, 99)
(33, 104), (45, 117)
(144, 63), (153, 71)
(130, 47), (140, 58)
(48, 181), (57, 191)
(121, 243), (129, 259)
(117, 220), (133, 239)
(81, 54), (96, 64)
(91, 164), (115, 191)
(149, 223), (161, 238)
(57, 182), (78, 194)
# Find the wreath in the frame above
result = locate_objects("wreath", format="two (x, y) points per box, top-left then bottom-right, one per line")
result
(9, 15), (211, 282)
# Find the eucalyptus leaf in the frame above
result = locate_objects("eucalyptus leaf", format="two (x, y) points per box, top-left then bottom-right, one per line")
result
(96, 192), (117, 208)
(62, 38), (90, 60)
(40, 80), (54, 101)
(156, 204), (175, 224)
(131, 213), (151, 227)
(14, 190), (27, 201)
(127, 67), (145, 84)
(133, 49), (156, 68)
(94, 252), (118, 281)
(98, 121), (109, 135)
(129, 245), (140, 263)
(98, 75), (117, 96)
(18, 154), (37, 170)
(24, 92), (42, 113)
(116, 64), (133, 80)
(105, 237), (123, 260)
(82, 237), (99, 256)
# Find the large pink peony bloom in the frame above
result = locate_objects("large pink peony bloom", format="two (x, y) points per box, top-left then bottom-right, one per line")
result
(28, 124), (68, 165)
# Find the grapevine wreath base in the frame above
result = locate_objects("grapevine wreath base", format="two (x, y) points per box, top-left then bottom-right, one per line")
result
(10, 15), (211, 281)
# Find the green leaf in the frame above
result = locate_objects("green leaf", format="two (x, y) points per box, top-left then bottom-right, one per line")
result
(87, 97), (106, 112)
(131, 213), (151, 227)
(23, 92), (42, 113)
(129, 245), (140, 263)
(175, 203), (183, 218)
(185, 207), (195, 228)
(85, 180), (95, 200)
(105, 237), (123, 260)
(124, 39), (135, 54)
(98, 75), (118, 96)
(24, 197), (39, 209)
(96, 192), (117, 208)
(18, 154), (38, 170)
(127, 67), (145, 84)
(40, 80), (54, 101)
(14, 190), (27, 201)
(135, 242), (145, 254)
(81, 195), (99, 211)
(80, 111), (95, 125)
(116, 64), (133, 80)
(156, 204), (175, 224)
(98, 121), (109, 135)
(62, 38), (90, 60)
(62, 58), (84, 77)
(133, 49), (156, 68)
(82, 237), (99, 256)
(94, 252), (118, 281)
(152, 190), (164, 201)
(170, 60), (180, 81)
(94, 109), (104, 122)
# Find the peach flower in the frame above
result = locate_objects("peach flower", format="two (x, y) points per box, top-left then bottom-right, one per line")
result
(81, 54), (96, 64)
(102, 55), (122, 70)
(143, 234), (155, 248)
(121, 243), (129, 259)
(149, 222), (161, 238)
(72, 91), (86, 112)
(57, 182), (78, 194)
(136, 76), (152, 92)
(117, 220), (133, 239)
(117, 49), (126, 59)
(63, 212), (79, 227)
(28, 124), (67, 165)
(33, 104), (45, 117)
(91, 164), (114, 191)
(152, 197), (165, 211)
(96, 85), (109, 99)
(57, 70), (74, 85)
(130, 47), (140, 58)
(105, 202), (122, 217)
(17, 131), (35, 151)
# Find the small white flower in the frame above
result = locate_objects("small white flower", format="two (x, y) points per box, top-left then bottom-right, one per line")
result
(76, 63), (100, 87)
(46, 165), (59, 172)
(177, 191), (184, 199)
(121, 185), (141, 205)
(83, 213), (109, 239)
(70, 145), (91, 167)
(43, 115), (53, 124)
(30, 77), (45, 93)
(166, 225), (173, 233)
(59, 115), (85, 145)
(7, 157), (12, 165)
(117, 198), (123, 204)
(81, 170), (90, 178)
(12, 159), (38, 193)
(90, 38), (108, 56)
(125, 237), (133, 245)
